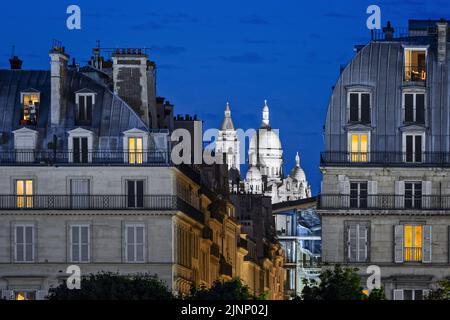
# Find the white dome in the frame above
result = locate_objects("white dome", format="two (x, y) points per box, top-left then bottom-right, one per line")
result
(290, 166), (306, 182)
(249, 128), (282, 151)
(246, 166), (262, 181)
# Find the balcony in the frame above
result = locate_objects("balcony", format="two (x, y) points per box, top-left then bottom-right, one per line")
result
(320, 152), (450, 167)
(0, 195), (204, 222)
(319, 194), (450, 210)
(219, 258), (233, 277)
(0, 150), (169, 166)
(210, 243), (220, 258)
(404, 247), (422, 262)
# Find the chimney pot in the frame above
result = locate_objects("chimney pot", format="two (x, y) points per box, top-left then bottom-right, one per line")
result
(383, 21), (395, 40)
(9, 56), (23, 70)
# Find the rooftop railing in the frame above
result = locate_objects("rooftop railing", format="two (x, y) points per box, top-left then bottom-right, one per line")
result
(0, 150), (170, 166)
(318, 194), (450, 210)
(320, 152), (450, 167)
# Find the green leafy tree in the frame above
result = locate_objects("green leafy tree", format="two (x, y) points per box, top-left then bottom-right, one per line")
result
(301, 265), (384, 300)
(426, 280), (450, 300)
(47, 272), (174, 300)
(189, 278), (264, 300)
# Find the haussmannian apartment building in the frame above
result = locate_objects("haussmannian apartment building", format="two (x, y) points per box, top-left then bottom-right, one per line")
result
(319, 19), (450, 300)
(0, 45), (284, 300)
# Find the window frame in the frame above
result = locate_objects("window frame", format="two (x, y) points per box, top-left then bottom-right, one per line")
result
(347, 131), (370, 162)
(403, 223), (423, 262)
(69, 224), (91, 263)
(402, 90), (426, 124)
(402, 132), (425, 163)
(349, 181), (368, 209)
(347, 91), (371, 124)
(124, 223), (146, 263)
(75, 92), (95, 125)
(20, 90), (40, 125)
(15, 179), (34, 208)
(403, 47), (428, 82)
(14, 223), (35, 263)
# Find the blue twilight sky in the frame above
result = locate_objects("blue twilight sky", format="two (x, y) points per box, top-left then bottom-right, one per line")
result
(0, 0), (449, 194)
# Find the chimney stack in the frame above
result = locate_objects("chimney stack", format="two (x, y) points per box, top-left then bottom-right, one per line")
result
(112, 48), (150, 126)
(9, 56), (23, 70)
(49, 45), (69, 127)
(383, 21), (395, 40)
(437, 19), (448, 64)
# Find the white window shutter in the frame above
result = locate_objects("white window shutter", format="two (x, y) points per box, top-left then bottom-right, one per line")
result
(394, 225), (404, 263)
(393, 289), (404, 300)
(368, 181), (378, 208)
(422, 225), (432, 263)
(358, 225), (368, 262)
(1, 290), (14, 300)
(340, 180), (350, 208)
(395, 181), (405, 209)
(348, 225), (357, 262)
(422, 181), (432, 209)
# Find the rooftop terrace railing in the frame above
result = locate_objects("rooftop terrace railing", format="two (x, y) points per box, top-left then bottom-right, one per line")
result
(0, 150), (170, 166)
(320, 152), (450, 167)
(318, 194), (450, 210)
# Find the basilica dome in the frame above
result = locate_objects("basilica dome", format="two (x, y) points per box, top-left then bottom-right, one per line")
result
(246, 166), (262, 181)
(290, 152), (306, 182)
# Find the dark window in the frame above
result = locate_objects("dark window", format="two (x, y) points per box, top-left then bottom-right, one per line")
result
(405, 182), (422, 209)
(405, 135), (423, 163)
(349, 93), (370, 123)
(76, 95), (93, 124)
(350, 182), (368, 208)
(73, 137), (88, 163)
(404, 93), (425, 124)
(127, 180), (144, 208)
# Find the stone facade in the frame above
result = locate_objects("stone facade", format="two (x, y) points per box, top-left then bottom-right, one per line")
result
(320, 20), (450, 300)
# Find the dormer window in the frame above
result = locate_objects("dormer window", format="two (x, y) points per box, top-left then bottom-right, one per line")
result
(75, 89), (95, 125)
(348, 92), (370, 124)
(20, 89), (40, 125)
(404, 48), (427, 82)
(123, 129), (148, 165)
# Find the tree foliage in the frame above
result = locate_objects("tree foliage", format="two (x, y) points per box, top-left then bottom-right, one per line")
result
(47, 272), (174, 300)
(426, 280), (450, 300)
(189, 278), (265, 300)
(301, 265), (385, 300)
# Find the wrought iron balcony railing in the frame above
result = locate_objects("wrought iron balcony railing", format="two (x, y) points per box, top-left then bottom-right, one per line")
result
(319, 194), (450, 210)
(0, 150), (169, 166)
(0, 194), (204, 222)
(320, 152), (450, 167)
(404, 247), (422, 262)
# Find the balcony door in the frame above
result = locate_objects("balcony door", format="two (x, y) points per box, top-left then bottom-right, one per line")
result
(128, 137), (143, 164)
(127, 180), (144, 208)
(349, 132), (369, 162)
(70, 179), (90, 209)
(73, 137), (89, 164)
(403, 133), (424, 163)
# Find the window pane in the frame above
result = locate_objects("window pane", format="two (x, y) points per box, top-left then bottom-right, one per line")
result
(86, 96), (93, 121)
(78, 96), (85, 121)
(405, 94), (414, 122)
(416, 94), (425, 123)
(349, 93), (359, 122)
(81, 227), (89, 244)
(406, 136), (413, 162)
(361, 94), (370, 122)
(25, 226), (33, 244)
(16, 226), (24, 244)
(25, 244), (33, 261)
(72, 244), (79, 261)
(16, 180), (24, 195)
(136, 226), (144, 244)
(415, 135), (422, 162)
(127, 244), (134, 261)
(72, 226), (80, 243)
(136, 244), (144, 262)
(127, 227), (134, 245)
(81, 244), (89, 262)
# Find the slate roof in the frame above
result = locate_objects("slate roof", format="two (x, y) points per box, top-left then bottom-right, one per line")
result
(0, 69), (148, 150)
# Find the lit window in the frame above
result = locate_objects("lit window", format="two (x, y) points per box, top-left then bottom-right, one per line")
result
(349, 133), (368, 162)
(128, 137), (143, 164)
(15, 291), (36, 300)
(16, 179), (33, 208)
(20, 91), (40, 125)
(404, 224), (422, 262)
(404, 49), (427, 82)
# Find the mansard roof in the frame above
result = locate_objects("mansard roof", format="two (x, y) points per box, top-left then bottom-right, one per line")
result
(0, 69), (148, 149)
